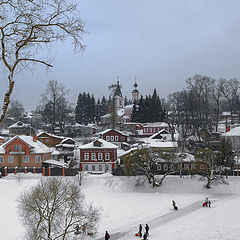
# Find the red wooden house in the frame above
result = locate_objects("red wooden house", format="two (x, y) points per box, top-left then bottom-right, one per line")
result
(142, 122), (174, 135)
(79, 139), (118, 173)
(0, 135), (52, 168)
(98, 129), (130, 143)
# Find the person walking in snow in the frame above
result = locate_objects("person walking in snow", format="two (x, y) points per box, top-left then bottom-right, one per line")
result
(145, 224), (149, 236)
(143, 232), (148, 240)
(139, 224), (142, 237)
(172, 200), (178, 210)
(105, 231), (110, 240)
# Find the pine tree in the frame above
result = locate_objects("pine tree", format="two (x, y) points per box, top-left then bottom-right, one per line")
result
(131, 101), (139, 122)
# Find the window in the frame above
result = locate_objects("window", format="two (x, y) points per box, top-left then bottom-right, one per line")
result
(84, 153), (89, 160)
(99, 165), (102, 171)
(115, 136), (119, 141)
(98, 153), (103, 161)
(23, 156), (29, 163)
(35, 155), (41, 163)
(163, 164), (168, 171)
(184, 164), (189, 170)
(111, 136), (114, 141)
(91, 153), (96, 161)
(106, 164), (109, 171)
(8, 156), (14, 163)
(191, 164), (196, 170)
(14, 144), (22, 151)
(85, 165), (88, 171)
(157, 164), (162, 171)
(92, 165), (95, 171)
(0, 156), (4, 163)
(106, 136), (110, 141)
(46, 139), (50, 143)
(170, 164), (175, 171)
(105, 153), (110, 160)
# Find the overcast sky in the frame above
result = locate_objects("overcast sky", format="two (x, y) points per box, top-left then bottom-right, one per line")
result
(3, 0), (240, 111)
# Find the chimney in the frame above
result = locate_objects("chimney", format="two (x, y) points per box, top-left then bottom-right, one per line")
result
(33, 135), (37, 142)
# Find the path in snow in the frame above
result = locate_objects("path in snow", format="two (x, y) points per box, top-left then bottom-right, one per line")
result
(96, 194), (233, 240)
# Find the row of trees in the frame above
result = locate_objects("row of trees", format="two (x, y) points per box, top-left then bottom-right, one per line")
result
(131, 89), (166, 123)
(167, 75), (240, 140)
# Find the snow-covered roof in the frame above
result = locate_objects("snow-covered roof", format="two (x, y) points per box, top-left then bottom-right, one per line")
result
(0, 135), (53, 154)
(117, 109), (125, 117)
(148, 129), (170, 139)
(143, 122), (169, 128)
(124, 104), (133, 109)
(60, 137), (75, 144)
(118, 147), (138, 158)
(222, 126), (240, 137)
(79, 138), (118, 149)
(98, 129), (130, 136)
(37, 131), (64, 139)
(43, 159), (68, 167)
(148, 141), (178, 148)
(9, 121), (31, 128)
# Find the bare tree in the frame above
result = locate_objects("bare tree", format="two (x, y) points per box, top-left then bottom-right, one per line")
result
(18, 178), (100, 240)
(218, 78), (240, 123)
(0, 0), (85, 126)
(40, 80), (71, 133)
(6, 98), (24, 120)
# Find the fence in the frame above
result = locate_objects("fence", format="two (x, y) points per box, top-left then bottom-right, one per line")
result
(0, 167), (79, 177)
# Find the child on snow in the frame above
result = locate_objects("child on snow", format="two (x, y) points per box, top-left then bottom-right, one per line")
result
(172, 200), (178, 210)
(105, 231), (110, 240)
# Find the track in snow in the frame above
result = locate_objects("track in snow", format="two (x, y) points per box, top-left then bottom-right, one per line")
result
(96, 194), (233, 240)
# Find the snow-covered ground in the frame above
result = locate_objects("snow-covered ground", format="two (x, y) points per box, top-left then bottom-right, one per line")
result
(1, 173), (240, 240)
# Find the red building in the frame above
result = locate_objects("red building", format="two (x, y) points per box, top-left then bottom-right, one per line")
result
(142, 122), (174, 135)
(0, 135), (52, 168)
(79, 139), (118, 173)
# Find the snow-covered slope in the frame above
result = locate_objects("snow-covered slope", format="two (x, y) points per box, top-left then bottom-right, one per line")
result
(1, 173), (240, 240)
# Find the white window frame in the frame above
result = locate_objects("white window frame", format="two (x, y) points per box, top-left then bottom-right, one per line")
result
(84, 153), (89, 160)
(111, 136), (114, 141)
(157, 164), (162, 171)
(170, 164), (175, 171)
(91, 153), (96, 161)
(98, 153), (103, 161)
(0, 156), (4, 163)
(35, 155), (41, 163)
(105, 153), (110, 160)
(8, 156), (14, 163)
(23, 156), (29, 163)
(191, 163), (196, 169)
(106, 136), (110, 141)
(163, 164), (168, 171)
(115, 136), (119, 141)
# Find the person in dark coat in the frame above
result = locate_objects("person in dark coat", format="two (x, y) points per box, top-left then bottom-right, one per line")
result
(172, 200), (178, 210)
(143, 232), (148, 240)
(105, 231), (110, 240)
(145, 224), (149, 236)
(139, 224), (142, 237)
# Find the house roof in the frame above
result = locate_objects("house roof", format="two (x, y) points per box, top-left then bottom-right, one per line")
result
(0, 135), (53, 154)
(37, 131), (64, 140)
(9, 121), (31, 128)
(147, 141), (178, 148)
(148, 129), (170, 139)
(79, 138), (118, 149)
(143, 122), (169, 128)
(98, 129), (130, 137)
(43, 159), (68, 167)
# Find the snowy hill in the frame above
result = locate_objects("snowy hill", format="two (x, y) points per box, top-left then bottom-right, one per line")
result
(1, 173), (240, 240)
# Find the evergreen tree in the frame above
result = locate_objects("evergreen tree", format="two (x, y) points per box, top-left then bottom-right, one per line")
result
(131, 101), (139, 122)
(95, 99), (102, 123)
(100, 96), (109, 115)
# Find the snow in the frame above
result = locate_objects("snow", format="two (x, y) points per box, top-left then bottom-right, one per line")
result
(222, 126), (240, 136)
(79, 138), (118, 149)
(0, 135), (52, 154)
(1, 173), (240, 240)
